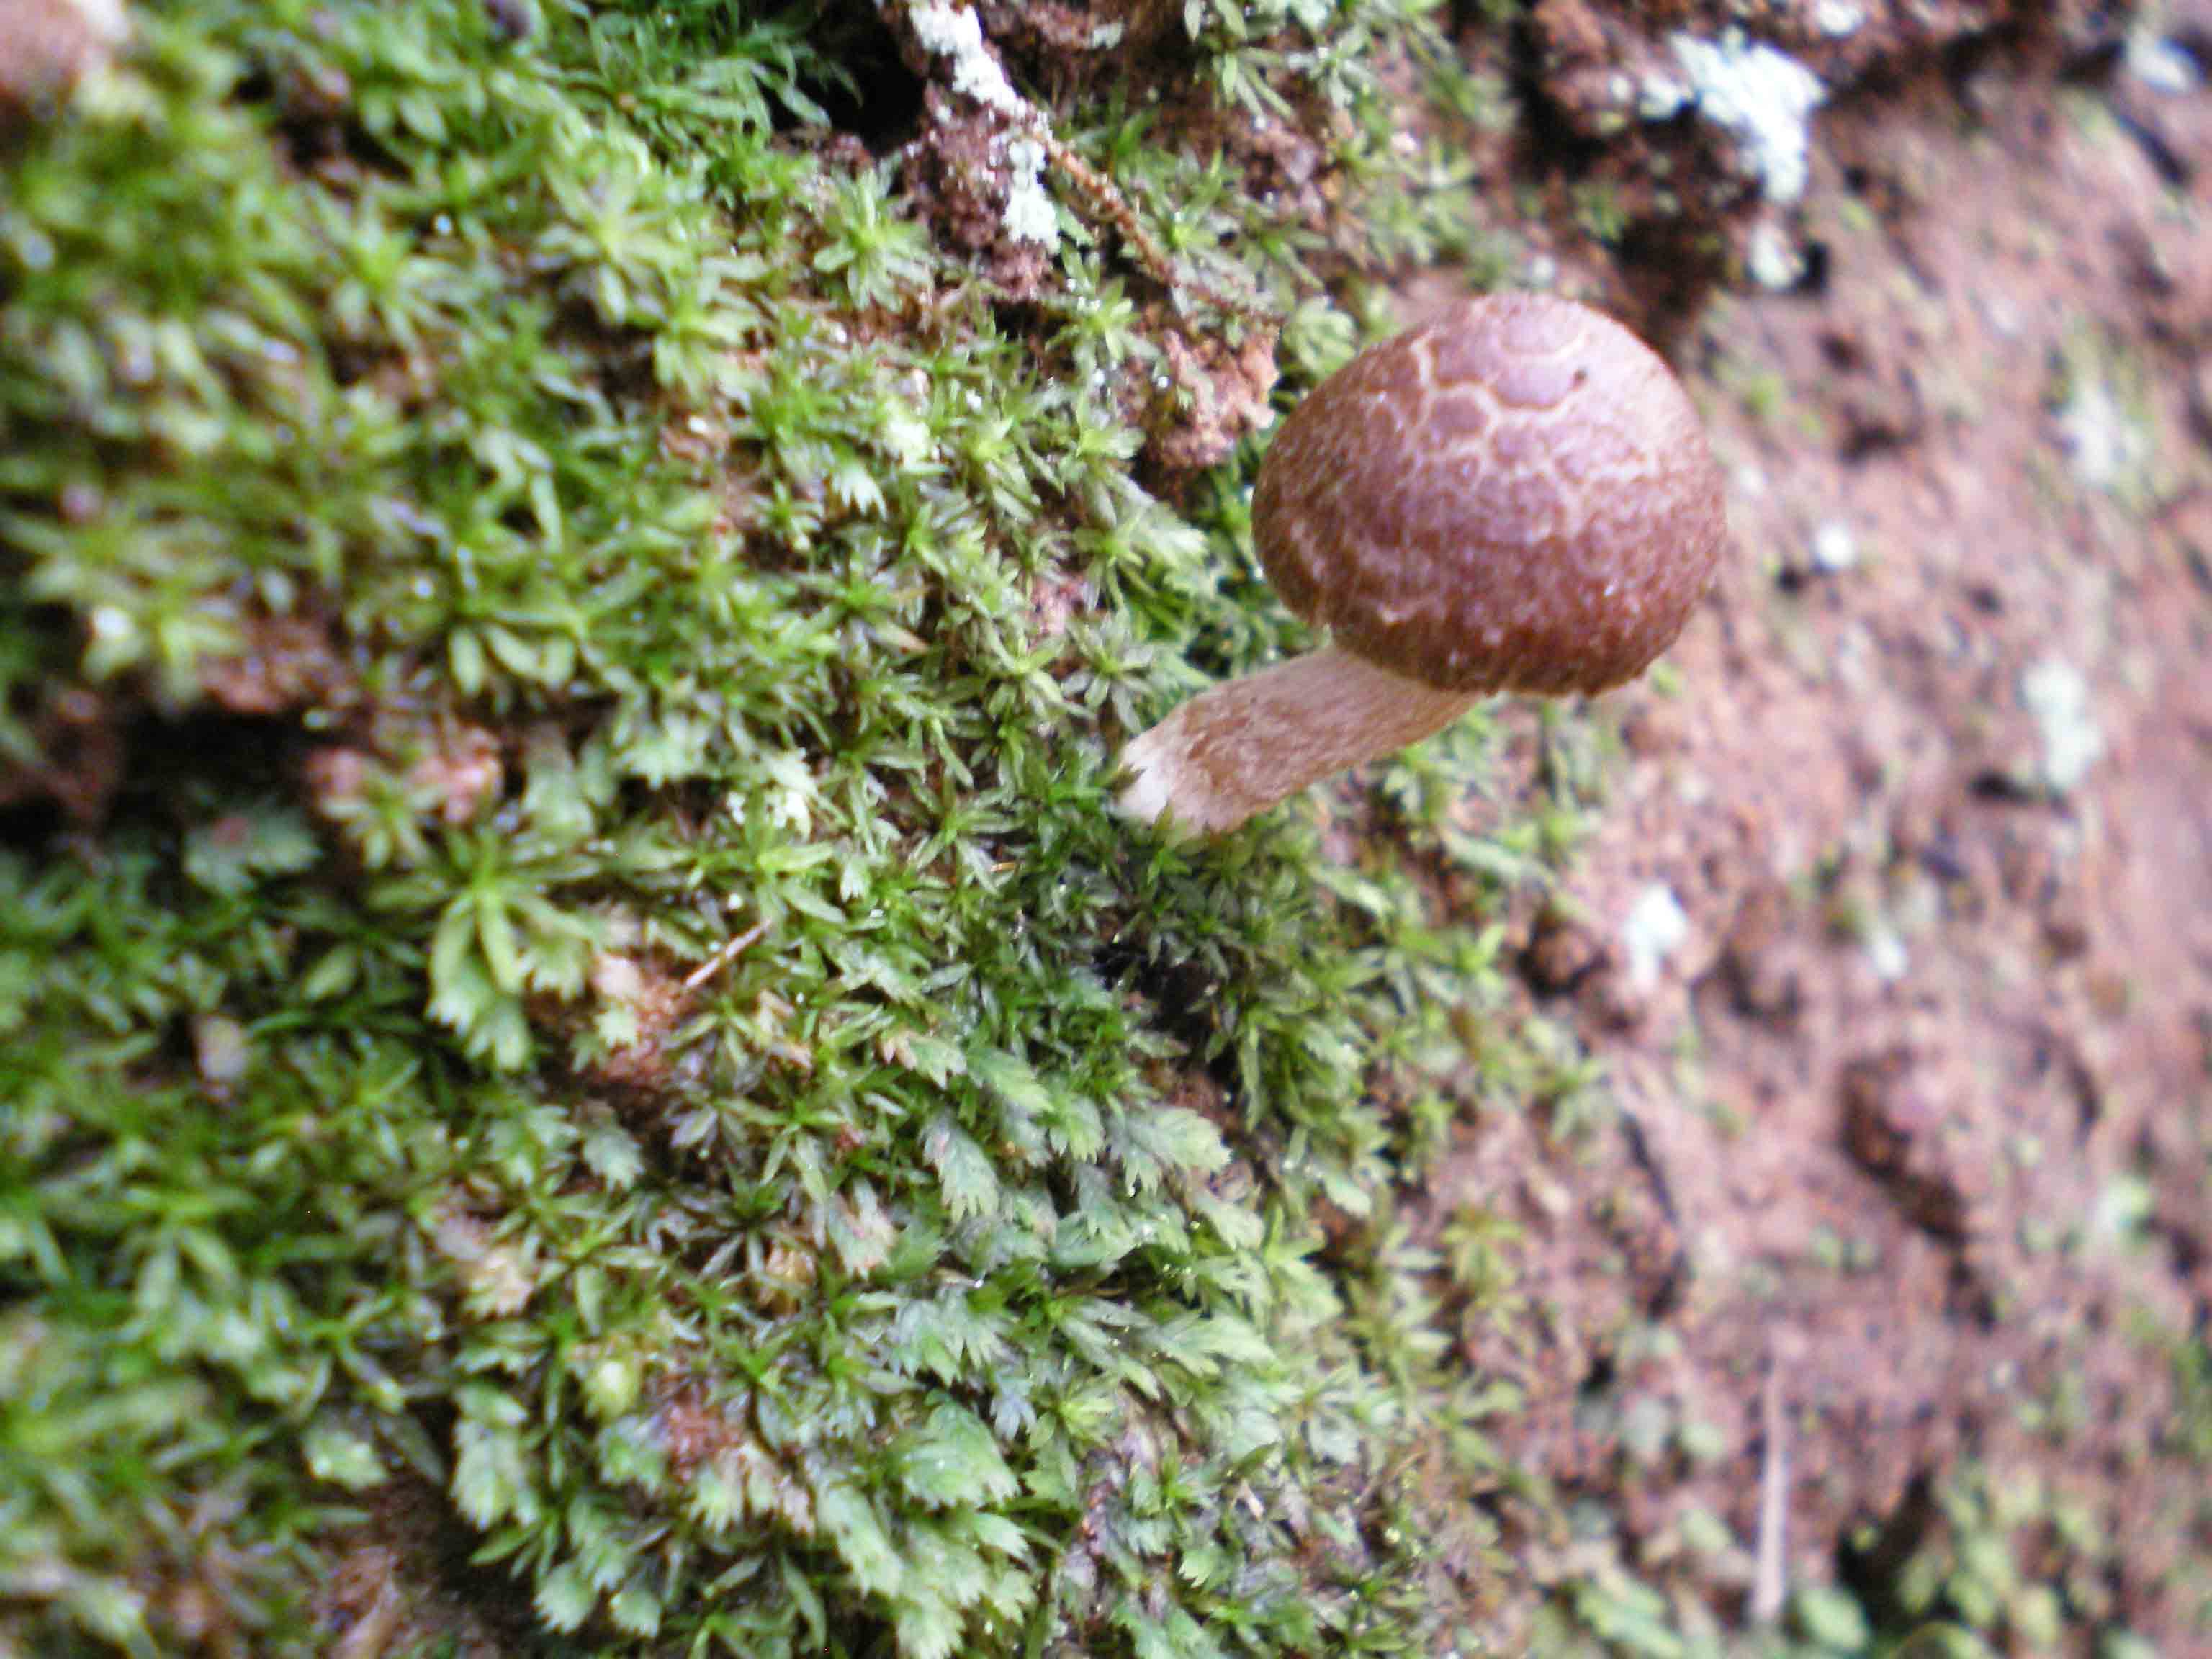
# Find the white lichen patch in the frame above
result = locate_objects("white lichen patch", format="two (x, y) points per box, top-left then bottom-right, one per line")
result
(2124, 27), (2201, 96)
(1809, 519), (1858, 573)
(2020, 658), (2103, 796)
(1862, 921), (1909, 984)
(1637, 71), (1692, 122)
(1001, 136), (1058, 248)
(84, 0), (128, 40)
(1622, 882), (1691, 992)
(1812, 1), (1865, 39)
(1745, 215), (1805, 290)
(907, 1), (1023, 117)
(2054, 373), (2152, 498)
(907, 3), (1057, 251)
(1663, 30), (1826, 204)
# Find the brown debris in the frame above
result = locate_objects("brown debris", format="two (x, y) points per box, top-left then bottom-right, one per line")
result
(0, 683), (122, 824)
(1714, 881), (1806, 1026)
(1838, 1046), (1977, 1241)
(409, 724), (503, 827)
(899, 86), (1054, 302)
(1522, 904), (1607, 996)
(305, 719), (504, 834)
(1141, 321), (1280, 482)
(199, 611), (355, 719)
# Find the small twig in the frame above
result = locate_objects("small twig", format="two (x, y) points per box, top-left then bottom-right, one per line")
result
(680, 921), (767, 995)
(1038, 132), (1269, 321)
(1751, 1349), (1790, 1626)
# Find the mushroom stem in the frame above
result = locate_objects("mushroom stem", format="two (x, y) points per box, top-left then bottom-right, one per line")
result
(1115, 644), (1481, 835)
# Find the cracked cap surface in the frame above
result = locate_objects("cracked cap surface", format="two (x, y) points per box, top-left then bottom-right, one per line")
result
(1252, 291), (1727, 696)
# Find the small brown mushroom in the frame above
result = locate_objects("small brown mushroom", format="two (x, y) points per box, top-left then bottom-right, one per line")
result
(1117, 292), (1728, 835)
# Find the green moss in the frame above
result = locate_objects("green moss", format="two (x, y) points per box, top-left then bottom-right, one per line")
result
(0, 2), (1563, 1654)
(11, 4), (2205, 1655)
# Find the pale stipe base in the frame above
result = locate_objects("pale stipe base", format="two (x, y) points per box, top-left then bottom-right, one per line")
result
(1115, 644), (1481, 835)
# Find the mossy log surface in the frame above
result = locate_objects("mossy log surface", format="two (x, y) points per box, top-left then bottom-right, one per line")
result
(0, 4), (1555, 1653)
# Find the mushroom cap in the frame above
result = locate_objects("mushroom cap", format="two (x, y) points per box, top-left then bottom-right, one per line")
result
(1251, 292), (1727, 696)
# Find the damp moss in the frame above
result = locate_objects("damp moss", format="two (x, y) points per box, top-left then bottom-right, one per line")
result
(0, 2), (1557, 1654)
